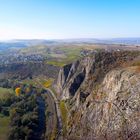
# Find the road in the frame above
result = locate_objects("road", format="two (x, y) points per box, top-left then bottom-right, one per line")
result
(45, 88), (63, 140)
(45, 90), (58, 139)
(35, 79), (63, 140)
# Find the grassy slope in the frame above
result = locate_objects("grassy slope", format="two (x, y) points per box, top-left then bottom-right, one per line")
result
(0, 87), (14, 99)
(60, 101), (68, 135)
(0, 116), (10, 140)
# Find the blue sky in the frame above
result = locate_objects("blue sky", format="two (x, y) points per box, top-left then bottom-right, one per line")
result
(0, 0), (140, 40)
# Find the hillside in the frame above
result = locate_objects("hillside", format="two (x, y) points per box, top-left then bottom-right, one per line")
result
(56, 50), (140, 140)
(0, 62), (59, 80)
(0, 43), (140, 140)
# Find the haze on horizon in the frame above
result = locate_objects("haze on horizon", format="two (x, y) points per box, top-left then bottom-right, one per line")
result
(0, 0), (140, 40)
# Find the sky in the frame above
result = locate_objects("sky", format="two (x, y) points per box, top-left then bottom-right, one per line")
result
(0, 0), (140, 40)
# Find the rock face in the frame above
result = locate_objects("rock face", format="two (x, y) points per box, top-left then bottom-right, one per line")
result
(56, 51), (140, 140)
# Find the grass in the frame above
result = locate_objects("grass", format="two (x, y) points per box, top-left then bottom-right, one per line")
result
(131, 60), (140, 66)
(21, 79), (38, 86)
(21, 77), (54, 91)
(47, 46), (83, 67)
(43, 79), (53, 88)
(0, 87), (14, 99)
(60, 101), (68, 136)
(0, 116), (10, 140)
(47, 60), (67, 67)
(123, 59), (140, 73)
(47, 53), (81, 67)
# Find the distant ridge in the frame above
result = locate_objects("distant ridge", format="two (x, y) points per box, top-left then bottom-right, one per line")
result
(1, 37), (140, 44)
(0, 38), (140, 52)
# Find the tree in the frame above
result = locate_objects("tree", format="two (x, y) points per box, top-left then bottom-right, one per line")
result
(15, 87), (21, 96)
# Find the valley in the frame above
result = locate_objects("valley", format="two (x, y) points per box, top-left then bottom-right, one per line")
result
(0, 40), (140, 140)
(1, 0), (140, 139)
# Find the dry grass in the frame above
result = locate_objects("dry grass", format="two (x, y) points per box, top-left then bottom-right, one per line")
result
(60, 101), (68, 135)
(43, 79), (54, 88)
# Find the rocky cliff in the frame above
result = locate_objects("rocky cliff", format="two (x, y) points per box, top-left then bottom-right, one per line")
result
(56, 51), (140, 140)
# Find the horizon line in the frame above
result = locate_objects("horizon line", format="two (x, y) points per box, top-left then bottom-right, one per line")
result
(1, 37), (140, 41)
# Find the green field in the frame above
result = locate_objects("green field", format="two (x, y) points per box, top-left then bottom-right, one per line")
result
(47, 46), (83, 66)
(0, 116), (10, 140)
(19, 43), (102, 67)
(0, 87), (14, 99)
